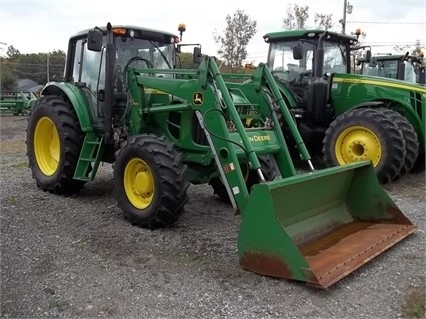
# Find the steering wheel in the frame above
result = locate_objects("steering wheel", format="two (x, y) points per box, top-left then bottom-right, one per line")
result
(122, 57), (155, 87)
(123, 57), (154, 74)
(271, 69), (292, 85)
(297, 70), (312, 82)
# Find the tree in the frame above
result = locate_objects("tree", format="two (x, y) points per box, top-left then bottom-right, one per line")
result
(393, 40), (425, 58)
(0, 49), (66, 91)
(176, 52), (197, 69)
(283, 4), (334, 31)
(213, 9), (257, 69)
(6, 45), (20, 58)
(314, 13), (333, 30)
(48, 50), (67, 81)
(282, 4), (309, 30)
(0, 58), (18, 92)
(393, 45), (410, 54)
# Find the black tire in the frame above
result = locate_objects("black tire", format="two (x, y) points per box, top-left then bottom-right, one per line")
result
(322, 108), (405, 184)
(113, 135), (189, 229)
(379, 108), (419, 179)
(245, 155), (277, 190)
(209, 155), (277, 203)
(209, 176), (231, 203)
(411, 152), (425, 173)
(26, 95), (86, 194)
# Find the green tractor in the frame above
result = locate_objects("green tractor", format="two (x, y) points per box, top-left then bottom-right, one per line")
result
(357, 53), (425, 85)
(26, 23), (416, 289)
(263, 29), (425, 184)
(0, 91), (38, 116)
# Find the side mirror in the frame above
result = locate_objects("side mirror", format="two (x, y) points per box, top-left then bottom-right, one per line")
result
(292, 45), (303, 60)
(369, 57), (377, 68)
(87, 28), (103, 52)
(193, 46), (202, 64)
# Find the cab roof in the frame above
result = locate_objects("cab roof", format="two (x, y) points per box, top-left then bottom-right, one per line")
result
(263, 29), (358, 46)
(70, 24), (178, 40)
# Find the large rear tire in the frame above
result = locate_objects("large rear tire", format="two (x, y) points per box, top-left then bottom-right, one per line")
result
(26, 96), (86, 194)
(411, 153), (425, 173)
(209, 155), (277, 203)
(322, 108), (405, 184)
(113, 135), (189, 229)
(379, 108), (419, 180)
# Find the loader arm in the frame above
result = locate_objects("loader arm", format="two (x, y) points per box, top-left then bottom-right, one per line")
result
(127, 56), (415, 288)
(128, 56), (311, 212)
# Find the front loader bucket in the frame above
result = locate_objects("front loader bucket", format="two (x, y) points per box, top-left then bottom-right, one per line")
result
(238, 161), (416, 289)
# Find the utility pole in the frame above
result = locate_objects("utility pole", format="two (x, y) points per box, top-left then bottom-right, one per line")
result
(47, 54), (50, 82)
(339, 0), (353, 34)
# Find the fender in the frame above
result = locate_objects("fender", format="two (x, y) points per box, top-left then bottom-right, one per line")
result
(41, 82), (93, 132)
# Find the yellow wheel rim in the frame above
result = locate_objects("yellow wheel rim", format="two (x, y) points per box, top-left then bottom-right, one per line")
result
(335, 125), (382, 167)
(34, 116), (60, 176)
(124, 158), (154, 209)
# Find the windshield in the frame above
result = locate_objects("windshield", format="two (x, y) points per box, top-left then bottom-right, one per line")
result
(115, 36), (175, 77)
(268, 40), (347, 83)
(362, 59), (398, 78)
(362, 59), (417, 83)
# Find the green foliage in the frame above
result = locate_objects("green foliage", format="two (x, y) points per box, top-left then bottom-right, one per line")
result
(213, 9), (257, 70)
(1, 49), (66, 91)
(177, 52), (198, 69)
(283, 4), (309, 30)
(314, 13), (333, 30)
(8, 195), (18, 205)
(401, 288), (425, 318)
(0, 58), (18, 91)
(6, 45), (20, 58)
(283, 4), (333, 31)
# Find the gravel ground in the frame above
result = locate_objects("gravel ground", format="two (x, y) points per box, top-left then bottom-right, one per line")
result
(1, 114), (425, 319)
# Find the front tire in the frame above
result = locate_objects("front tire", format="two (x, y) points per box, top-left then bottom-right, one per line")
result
(322, 108), (405, 184)
(113, 135), (189, 229)
(26, 95), (86, 194)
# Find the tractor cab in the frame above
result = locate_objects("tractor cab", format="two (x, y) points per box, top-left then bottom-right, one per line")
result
(265, 30), (356, 95)
(61, 24), (182, 142)
(358, 54), (425, 84)
(264, 30), (359, 124)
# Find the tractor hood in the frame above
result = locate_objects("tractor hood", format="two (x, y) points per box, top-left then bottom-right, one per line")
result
(332, 73), (426, 94)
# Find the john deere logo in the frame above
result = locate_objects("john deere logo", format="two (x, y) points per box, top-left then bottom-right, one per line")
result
(248, 135), (271, 142)
(193, 92), (203, 105)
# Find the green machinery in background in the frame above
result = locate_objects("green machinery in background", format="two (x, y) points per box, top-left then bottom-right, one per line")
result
(263, 29), (425, 184)
(25, 23), (416, 289)
(0, 91), (37, 115)
(357, 53), (425, 85)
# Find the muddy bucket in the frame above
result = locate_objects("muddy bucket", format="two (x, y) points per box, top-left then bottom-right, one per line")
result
(238, 161), (416, 288)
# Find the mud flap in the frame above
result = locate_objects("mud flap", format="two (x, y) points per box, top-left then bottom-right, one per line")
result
(237, 161), (416, 288)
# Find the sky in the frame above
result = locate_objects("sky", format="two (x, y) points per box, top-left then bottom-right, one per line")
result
(0, 0), (425, 64)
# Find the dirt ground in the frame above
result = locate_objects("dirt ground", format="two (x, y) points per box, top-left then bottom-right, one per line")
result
(0, 114), (425, 319)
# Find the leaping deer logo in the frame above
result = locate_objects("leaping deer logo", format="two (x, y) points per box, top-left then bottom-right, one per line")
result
(193, 92), (203, 105)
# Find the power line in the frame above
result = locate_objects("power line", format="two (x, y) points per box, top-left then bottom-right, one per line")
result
(348, 21), (425, 25)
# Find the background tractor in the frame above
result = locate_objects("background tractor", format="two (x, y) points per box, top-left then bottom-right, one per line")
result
(0, 91), (37, 116)
(357, 53), (425, 85)
(26, 23), (416, 289)
(263, 29), (425, 184)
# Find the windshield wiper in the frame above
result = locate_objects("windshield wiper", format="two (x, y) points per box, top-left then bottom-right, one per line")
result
(150, 41), (172, 69)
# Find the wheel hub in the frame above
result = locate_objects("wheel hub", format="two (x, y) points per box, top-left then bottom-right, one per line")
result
(336, 126), (381, 166)
(124, 158), (154, 209)
(134, 170), (153, 196)
(34, 116), (60, 176)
